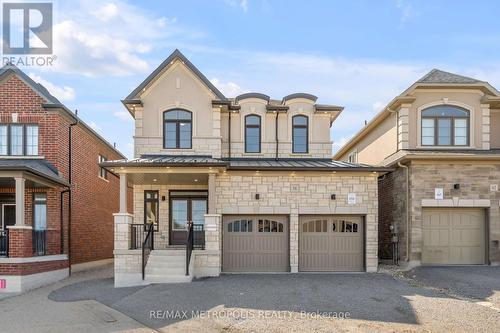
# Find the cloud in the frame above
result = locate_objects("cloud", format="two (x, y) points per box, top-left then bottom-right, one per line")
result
(210, 78), (247, 97)
(396, 0), (418, 23)
(114, 110), (132, 121)
(223, 0), (249, 12)
(46, 1), (196, 77)
(28, 73), (76, 101)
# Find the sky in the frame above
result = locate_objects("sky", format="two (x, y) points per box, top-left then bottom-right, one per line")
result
(2, 0), (500, 158)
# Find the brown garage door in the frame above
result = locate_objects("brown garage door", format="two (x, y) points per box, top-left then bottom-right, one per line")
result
(299, 215), (364, 272)
(422, 208), (486, 265)
(223, 215), (289, 272)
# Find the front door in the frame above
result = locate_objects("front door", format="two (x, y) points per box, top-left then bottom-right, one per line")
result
(169, 196), (207, 245)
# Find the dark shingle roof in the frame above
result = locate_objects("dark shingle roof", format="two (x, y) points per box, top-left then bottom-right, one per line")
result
(417, 69), (481, 84)
(100, 155), (391, 172)
(0, 159), (69, 186)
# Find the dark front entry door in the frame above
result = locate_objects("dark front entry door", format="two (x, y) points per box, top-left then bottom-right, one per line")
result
(169, 197), (207, 245)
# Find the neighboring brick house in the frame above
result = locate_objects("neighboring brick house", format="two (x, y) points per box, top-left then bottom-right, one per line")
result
(334, 69), (500, 268)
(101, 49), (391, 287)
(0, 64), (126, 293)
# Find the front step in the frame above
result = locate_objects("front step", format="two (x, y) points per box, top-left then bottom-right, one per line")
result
(145, 249), (192, 284)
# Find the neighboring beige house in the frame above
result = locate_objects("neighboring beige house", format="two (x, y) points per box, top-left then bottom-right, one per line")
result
(334, 69), (500, 267)
(102, 50), (390, 287)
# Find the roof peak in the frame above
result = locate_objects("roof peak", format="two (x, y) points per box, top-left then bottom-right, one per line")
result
(417, 68), (481, 84)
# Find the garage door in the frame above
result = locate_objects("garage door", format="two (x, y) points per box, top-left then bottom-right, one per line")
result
(422, 209), (485, 265)
(299, 215), (363, 272)
(223, 215), (289, 272)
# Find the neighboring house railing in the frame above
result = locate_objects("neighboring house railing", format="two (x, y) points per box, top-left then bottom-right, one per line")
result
(142, 223), (154, 280)
(0, 229), (8, 257)
(186, 223), (205, 276)
(33, 230), (47, 256)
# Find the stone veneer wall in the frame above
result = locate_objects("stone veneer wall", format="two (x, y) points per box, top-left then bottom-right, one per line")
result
(213, 171), (379, 272)
(406, 162), (500, 264)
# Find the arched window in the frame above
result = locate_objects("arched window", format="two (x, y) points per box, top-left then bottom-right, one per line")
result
(245, 115), (261, 153)
(292, 115), (308, 153)
(421, 105), (469, 146)
(163, 109), (192, 149)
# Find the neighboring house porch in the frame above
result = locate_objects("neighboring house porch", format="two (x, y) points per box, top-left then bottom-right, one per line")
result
(0, 160), (70, 293)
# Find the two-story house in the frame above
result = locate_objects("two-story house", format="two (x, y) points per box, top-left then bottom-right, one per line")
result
(0, 64), (126, 293)
(102, 50), (390, 287)
(334, 69), (500, 267)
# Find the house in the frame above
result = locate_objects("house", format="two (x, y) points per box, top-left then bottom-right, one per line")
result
(0, 64), (126, 293)
(334, 69), (500, 267)
(101, 49), (390, 287)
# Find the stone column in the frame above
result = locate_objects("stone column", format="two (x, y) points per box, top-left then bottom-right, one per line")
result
(481, 104), (490, 150)
(114, 213), (133, 251)
(14, 177), (25, 226)
(119, 173), (128, 214)
(203, 214), (222, 276)
(208, 173), (216, 214)
(289, 211), (299, 273)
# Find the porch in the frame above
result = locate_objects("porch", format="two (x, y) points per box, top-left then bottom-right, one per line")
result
(108, 160), (224, 287)
(0, 161), (70, 293)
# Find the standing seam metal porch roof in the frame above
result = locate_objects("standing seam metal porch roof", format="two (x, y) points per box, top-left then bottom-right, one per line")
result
(100, 155), (392, 172)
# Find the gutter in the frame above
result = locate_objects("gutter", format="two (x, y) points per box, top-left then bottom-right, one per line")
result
(398, 162), (410, 262)
(275, 112), (279, 160)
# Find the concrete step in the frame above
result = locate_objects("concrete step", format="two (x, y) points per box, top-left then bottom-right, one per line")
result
(146, 274), (192, 284)
(146, 267), (186, 275)
(150, 250), (185, 256)
(148, 256), (185, 263)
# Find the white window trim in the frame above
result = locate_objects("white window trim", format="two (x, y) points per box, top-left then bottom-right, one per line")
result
(416, 100), (475, 149)
(347, 150), (358, 163)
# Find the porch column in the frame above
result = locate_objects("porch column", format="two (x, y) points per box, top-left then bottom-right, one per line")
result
(208, 173), (216, 214)
(14, 177), (25, 226)
(119, 173), (128, 214)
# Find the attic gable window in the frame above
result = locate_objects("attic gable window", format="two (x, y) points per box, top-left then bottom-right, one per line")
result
(421, 105), (469, 146)
(163, 109), (192, 149)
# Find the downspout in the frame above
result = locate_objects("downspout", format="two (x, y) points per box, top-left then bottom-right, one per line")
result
(398, 162), (410, 262)
(275, 112), (279, 160)
(60, 187), (70, 254)
(68, 118), (79, 275)
(228, 109), (232, 159)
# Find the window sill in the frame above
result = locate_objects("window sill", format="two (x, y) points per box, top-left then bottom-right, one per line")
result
(290, 153), (311, 156)
(417, 145), (474, 150)
(99, 176), (109, 182)
(0, 155), (44, 159)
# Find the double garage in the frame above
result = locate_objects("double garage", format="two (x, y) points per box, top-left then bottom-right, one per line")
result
(222, 215), (365, 272)
(421, 208), (487, 265)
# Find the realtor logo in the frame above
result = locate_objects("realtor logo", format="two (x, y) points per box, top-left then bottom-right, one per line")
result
(2, 2), (53, 54)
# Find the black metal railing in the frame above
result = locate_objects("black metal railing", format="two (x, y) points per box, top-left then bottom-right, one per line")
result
(186, 223), (205, 276)
(0, 229), (8, 257)
(33, 230), (47, 256)
(130, 224), (147, 249)
(142, 223), (154, 280)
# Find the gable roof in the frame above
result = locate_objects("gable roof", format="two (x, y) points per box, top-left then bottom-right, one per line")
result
(417, 69), (481, 84)
(0, 63), (126, 159)
(124, 49), (227, 102)
(333, 68), (500, 160)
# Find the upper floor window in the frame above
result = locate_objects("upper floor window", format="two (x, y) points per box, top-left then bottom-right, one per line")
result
(98, 155), (107, 180)
(292, 115), (308, 153)
(347, 151), (357, 163)
(0, 124), (38, 156)
(421, 105), (469, 146)
(163, 109), (192, 149)
(245, 115), (261, 153)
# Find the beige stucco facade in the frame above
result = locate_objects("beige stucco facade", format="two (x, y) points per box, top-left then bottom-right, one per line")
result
(334, 69), (500, 267)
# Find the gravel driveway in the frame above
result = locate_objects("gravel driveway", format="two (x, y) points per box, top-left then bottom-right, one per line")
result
(47, 267), (500, 333)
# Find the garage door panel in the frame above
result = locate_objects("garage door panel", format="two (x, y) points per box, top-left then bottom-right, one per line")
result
(422, 209), (485, 265)
(299, 216), (363, 272)
(223, 215), (289, 272)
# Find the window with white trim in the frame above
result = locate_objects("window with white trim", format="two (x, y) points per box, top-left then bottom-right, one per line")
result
(0, 124), (39, 156)
(98, 155), (108, 179)
(421, 105), (470, 146)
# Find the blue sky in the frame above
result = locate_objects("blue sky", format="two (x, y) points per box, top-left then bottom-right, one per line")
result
(4, 0), (500, 158)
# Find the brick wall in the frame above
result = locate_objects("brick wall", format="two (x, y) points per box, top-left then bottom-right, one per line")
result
(0, 72), (126, 267)
(0, 260), (68, 275)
